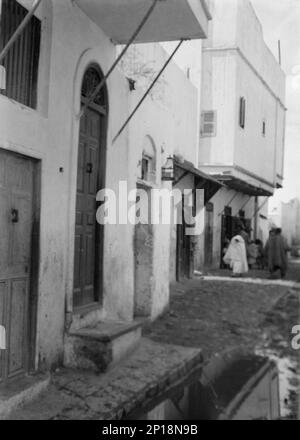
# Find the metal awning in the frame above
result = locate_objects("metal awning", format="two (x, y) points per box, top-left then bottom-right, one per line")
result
(174, 156), (223, 204)
(212, 175), (273, 197)
(74, 0), (211, 44)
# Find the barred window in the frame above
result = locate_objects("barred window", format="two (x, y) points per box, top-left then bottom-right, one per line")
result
(0, 0), (41, 109)
(201, 111), (217, 137)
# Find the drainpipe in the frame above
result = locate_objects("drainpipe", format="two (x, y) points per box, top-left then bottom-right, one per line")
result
(0, 0), (43, 64)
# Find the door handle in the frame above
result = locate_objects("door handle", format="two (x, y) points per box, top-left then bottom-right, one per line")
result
(86, 163), (93, 174)
(11, 209), (19, 223)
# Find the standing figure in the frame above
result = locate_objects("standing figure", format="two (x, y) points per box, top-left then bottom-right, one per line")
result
(237, 223), (250, 257)
(223, 235), (249, 277)
(255, 239), (264, 269)
(248, 241), (259, 269)
(264, 228), (290, 279)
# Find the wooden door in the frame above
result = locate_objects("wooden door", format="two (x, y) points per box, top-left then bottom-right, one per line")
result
(73, 108), (102, 308)
(204, 203), (214, 267)
(0, 149), (36, 383)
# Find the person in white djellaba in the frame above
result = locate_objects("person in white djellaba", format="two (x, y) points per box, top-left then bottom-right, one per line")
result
(223, 235), (249, 277)
(0, 325), (6, 350)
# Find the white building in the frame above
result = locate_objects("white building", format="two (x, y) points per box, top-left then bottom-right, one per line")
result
(0, 0), (211, 390)
(118, 42), (222, 283)
(281, 198), (300, 248)
(197, 0), (286, 268)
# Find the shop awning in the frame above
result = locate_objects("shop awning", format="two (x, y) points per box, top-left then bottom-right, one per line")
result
(174, 156), (224, 204)
(74, 0), (211, 44)
(212, 175), (273, 197)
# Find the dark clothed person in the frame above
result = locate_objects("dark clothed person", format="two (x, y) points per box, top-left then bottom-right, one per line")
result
(264, 229), (289, 279)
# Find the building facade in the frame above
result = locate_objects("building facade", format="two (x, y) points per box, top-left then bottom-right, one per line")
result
(0, 0), (211, 385)
(197, 0), (286, 268)
(281, 198), (300, 248)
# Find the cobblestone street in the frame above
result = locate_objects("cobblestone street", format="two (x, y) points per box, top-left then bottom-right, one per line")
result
(144, 280), (295, 358)
(144, 268), (300, 418)
(6, 266), (300, 420)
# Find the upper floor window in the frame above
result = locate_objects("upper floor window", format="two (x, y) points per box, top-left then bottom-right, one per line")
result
(239, 97), (246, 129)
(0, 0), (41, 109)
(140, 136), (156, 184)
(201, 111), (217, 137)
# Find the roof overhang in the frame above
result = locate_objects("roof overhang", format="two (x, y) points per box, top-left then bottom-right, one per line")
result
(174, 156), (223, 204)
(212, 175), (273, 197)
(74, 0), (211, 44)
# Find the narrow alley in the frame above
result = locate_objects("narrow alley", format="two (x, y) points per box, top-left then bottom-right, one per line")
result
(145, 263), (300, 419)
(0, 0), (299, 425)
(5, 262), (299, 420)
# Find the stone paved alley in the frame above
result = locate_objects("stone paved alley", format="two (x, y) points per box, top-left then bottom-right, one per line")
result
(7, 263), (300, 420)
(145, 263), (300, 419)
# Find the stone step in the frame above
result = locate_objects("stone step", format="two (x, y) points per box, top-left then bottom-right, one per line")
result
(64, 320), (142, 372)
(0, 373), (50, 420)
(7, 339), (204, 420)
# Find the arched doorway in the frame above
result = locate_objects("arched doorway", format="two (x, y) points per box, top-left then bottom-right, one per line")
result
(73, 65), (108, 309)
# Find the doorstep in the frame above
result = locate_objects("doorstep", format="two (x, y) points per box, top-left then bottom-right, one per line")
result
(0, 373), (50, 420)
(64, 320), (142, 372)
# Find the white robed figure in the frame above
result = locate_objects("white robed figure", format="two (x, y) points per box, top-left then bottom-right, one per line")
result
(223, 235), (248, 277)
(0, 325), (6, 350)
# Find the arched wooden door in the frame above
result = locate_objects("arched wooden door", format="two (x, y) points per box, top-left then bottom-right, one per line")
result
(73, 66), (108, 309)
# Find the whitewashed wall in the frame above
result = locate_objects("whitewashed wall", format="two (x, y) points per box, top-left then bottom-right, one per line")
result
(0, 1), (200, 366)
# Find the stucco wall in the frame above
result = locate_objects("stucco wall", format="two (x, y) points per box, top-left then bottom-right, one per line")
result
(0, 1), (201, 367)
(234, 53), (279, 185)
(200, 0), (286, 190)
(281, 199), (300, 246)
(200, 51), (236, 165)
(206, 0), (285, 102)
(119, 43), (199, 166)
(0, 1), (133, 367)
(127, 90), (176, 320)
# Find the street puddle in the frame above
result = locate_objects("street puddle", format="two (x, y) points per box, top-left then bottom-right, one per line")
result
(255, 348), (299, 419)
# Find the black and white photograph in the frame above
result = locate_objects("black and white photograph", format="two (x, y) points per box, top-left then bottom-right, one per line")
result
(0, 0), (299, 424)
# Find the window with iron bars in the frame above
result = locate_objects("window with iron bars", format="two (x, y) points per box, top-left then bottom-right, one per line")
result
(0, 0), (41, 109)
